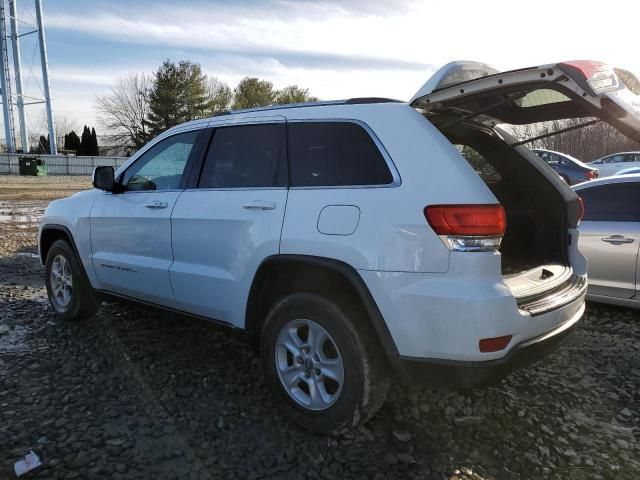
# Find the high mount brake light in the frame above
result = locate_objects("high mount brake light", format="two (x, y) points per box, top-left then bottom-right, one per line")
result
(424, 204), (506, 252)
(560, 60), (619, 95)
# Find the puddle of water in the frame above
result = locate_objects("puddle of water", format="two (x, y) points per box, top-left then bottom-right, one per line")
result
(15, 252), (40, 259)
(0, 201), (45, 227)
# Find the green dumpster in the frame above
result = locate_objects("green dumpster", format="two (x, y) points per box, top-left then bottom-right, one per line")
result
(18, 157), (47, 176)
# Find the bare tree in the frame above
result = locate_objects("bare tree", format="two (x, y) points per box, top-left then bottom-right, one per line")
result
(207, 77), (233, 114)
(53, 115), (78, 150)
(512, 119), (640, 161)
(95, 73), (152, 151)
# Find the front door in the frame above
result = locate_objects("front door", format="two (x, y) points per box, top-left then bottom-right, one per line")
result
(577, 182), (640, 298)
(90, 129), (201, 306)
(170, 119), (288, 326)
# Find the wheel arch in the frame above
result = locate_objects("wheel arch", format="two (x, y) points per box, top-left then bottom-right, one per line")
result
(39, 225), (80, 265)
(245, 254), (399, 361)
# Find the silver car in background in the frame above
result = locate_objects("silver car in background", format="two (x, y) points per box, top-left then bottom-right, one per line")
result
(588, 152), (640, 177)
(573, 174), (640, 308)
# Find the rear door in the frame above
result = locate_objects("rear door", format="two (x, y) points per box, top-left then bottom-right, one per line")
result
(169, 117), (288, 327)
(575, 181), (640, 298)
(411, 60), (640, 143)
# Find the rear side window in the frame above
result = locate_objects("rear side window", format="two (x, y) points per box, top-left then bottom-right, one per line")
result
(579, 183), (640, 222)
(456, 145), (502, 184)
(199, 123), (287, 188)
(288, 122), (393, 187)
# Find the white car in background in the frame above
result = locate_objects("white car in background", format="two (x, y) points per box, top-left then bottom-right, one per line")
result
(589, 151), (640, 177)
(39, 59), (640, 433)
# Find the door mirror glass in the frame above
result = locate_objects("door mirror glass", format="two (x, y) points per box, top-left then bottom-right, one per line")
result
(93, 166), (115, 191)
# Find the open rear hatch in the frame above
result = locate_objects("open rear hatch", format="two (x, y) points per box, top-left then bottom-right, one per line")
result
(411, 60), (640, 302)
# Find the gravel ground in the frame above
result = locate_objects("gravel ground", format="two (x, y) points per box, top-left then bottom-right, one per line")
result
(0, 195), (638, 479)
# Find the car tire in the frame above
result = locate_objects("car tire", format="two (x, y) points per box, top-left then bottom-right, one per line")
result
(45, 239), (98, 321)
(260, 292), (390, 435)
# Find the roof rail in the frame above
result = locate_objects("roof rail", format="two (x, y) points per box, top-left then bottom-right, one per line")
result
(215, 97), (403, 117)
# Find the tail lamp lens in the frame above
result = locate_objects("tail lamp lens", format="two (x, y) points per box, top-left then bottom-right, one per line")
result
(425, 205), (506, 236)
(577, 196), (585, 222)
(560, 60), (619, 95)
(424, 205), (506, 252)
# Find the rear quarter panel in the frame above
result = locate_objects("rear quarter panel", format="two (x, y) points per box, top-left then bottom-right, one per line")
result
(280, 103), (498, 273)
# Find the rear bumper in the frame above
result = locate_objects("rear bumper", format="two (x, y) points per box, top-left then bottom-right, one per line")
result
(393, 295), (584, 389)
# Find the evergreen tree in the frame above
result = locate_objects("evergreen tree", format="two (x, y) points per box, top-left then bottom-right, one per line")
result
(64, 130), (81, 153)
(232, 77), (275, 110)
(274, 85), (318, 105)
(90, 127), (99, 156)
(147, 60), (209, 135)
(35, 135), (50, 154)
(79, 126), (91, 156)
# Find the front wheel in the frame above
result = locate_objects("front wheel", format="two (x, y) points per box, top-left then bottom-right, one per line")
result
(45, 239), (98, 321)
(260, 293), (389, 434)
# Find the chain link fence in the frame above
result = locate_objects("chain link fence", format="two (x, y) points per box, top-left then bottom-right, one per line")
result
(0, 153), (129, 175)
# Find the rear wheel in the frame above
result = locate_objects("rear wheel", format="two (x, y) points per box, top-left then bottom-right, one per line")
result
(45, 239), (98, 321)
(260, 293), (389, 434)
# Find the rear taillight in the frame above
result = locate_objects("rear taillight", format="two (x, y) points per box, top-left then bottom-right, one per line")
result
(424, 204), (506, 252)
(585, 170), (597, 180)
(560, 60), (619, 95)
(577, 196), (585, 223)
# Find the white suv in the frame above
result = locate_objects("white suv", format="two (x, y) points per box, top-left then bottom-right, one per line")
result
(39, 60), (640, 434)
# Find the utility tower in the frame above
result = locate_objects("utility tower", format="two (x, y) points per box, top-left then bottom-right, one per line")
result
(0, 0), (56, 154)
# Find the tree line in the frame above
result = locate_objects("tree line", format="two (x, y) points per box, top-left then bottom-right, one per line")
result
(96, 59), (318, 151)
(512, 119), (640, 161)
(31, 125), (100, 156)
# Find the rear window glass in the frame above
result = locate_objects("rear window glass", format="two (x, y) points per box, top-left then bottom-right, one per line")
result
(288, 122), (393, 187)
(514, 89), (571, 108)
(579, 183), (640, 222)
(199, 124), (287, 188)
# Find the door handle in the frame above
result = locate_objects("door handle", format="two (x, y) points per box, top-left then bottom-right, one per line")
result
(601, 235), (634, 244)
(144, 200), (169, 209)
(243, 200), (276, 211)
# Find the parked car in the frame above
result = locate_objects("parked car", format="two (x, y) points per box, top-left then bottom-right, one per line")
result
(615, 166), (640, 175)
(532, 149), (598, 184)
(588, 151), (640, 177)
(573, 174), (640, 308)
(40, 59), (640, 433)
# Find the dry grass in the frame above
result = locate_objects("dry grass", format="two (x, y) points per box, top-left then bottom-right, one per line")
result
(0, 175), (92, 201)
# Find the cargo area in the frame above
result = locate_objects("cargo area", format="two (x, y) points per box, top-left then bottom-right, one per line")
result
(438, 121), (572, 296)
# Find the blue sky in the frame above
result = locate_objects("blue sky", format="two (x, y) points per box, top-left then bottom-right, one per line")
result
(8, 0), (640, 138)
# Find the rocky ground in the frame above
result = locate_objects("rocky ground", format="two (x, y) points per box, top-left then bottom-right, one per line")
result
(0, 190), (638, 479)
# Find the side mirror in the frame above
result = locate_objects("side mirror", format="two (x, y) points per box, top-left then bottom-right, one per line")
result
(92, 166), (115, 191)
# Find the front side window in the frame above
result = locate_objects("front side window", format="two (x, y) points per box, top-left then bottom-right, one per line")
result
(580, 183), (640, 222)
(199, 123), (287, 188)
(288, 122), (393, 187)
(121, 131), (199, 191)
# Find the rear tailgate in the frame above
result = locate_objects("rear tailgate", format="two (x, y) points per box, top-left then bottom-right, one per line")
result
(411, 60), (640, 143)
